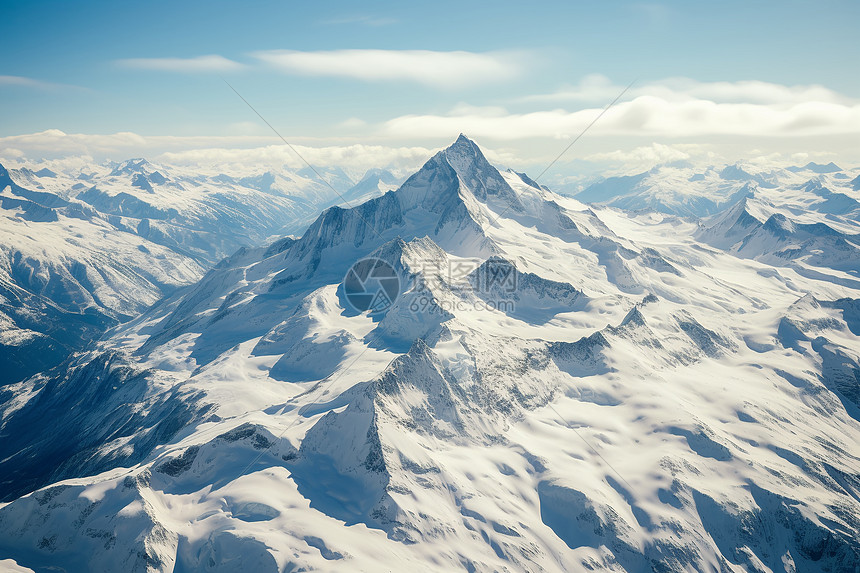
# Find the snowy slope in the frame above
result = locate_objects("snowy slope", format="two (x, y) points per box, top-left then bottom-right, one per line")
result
(696, 194), (860, 284)
(0, 158), (369, 385)
(0, 137), (859, 572)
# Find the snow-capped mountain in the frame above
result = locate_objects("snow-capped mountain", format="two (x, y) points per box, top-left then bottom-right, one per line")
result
(0, 136), (859, 572)
(332, 168), (402, 208)
(696, 194), (860, 278)
(297, 165), (356, 198)
(576, 161), (860, 220)
(0, 158), (381, 385)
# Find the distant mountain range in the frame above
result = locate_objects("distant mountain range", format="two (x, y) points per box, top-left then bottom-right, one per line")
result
(0, 159), (399, 385)
(576, 160), (860, 219)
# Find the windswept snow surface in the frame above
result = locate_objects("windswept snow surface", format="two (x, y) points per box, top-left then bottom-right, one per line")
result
(0, 137), (859, 572)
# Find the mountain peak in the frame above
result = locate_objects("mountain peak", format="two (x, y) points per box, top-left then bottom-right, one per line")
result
(443, 133), (482, 162)
(357, 167), (397, 185)
(719, 164), (753, 181)
(763, 212), (795, 236)
(439, 135), (523, 210)
(803, 161), (841, 173)
(109, 158), (151, 177)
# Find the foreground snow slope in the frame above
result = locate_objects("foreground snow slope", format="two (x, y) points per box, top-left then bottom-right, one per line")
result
(0, 136), (858, 572)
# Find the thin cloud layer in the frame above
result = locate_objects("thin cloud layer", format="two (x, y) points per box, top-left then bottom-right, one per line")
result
(0, 75), (54, 88)
(0, 75), (85, 91)
(0, 130), (150, 156)
(0, 130), (435, 175)
(383, 94), (860, 139)
(158, 143), (436, 174)
(116, 55), (244, 73)
(584, 143), (714, 172)
(252, 49), (525, 88)
(521, 74), (851, 105)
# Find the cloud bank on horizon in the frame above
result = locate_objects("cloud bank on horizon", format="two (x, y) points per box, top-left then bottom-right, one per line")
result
(3, 72), (858, 174)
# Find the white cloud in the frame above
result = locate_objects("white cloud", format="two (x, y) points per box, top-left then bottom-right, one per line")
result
(251, 49), (525, 88)
(0, 75), (85, 91)
(0, 130), (436, 176)
(6, 72), (860, 178)
(668, 79), (848, 105)
(381, 95), (860, 139)
(157, 143), (435, 176)
(0, 129), (525, 179)
(0, 75), (52, 88)
(116, 55), (244, 73)
(0, 147), (25, 160)
(585, 143), (694, 166)
(518, 74), (621, 103)
(0, 130), (150, 156)
(521, 75), (852, 106)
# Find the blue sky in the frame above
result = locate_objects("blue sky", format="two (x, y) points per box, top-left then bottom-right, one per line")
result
(2, 0), (859, 176)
